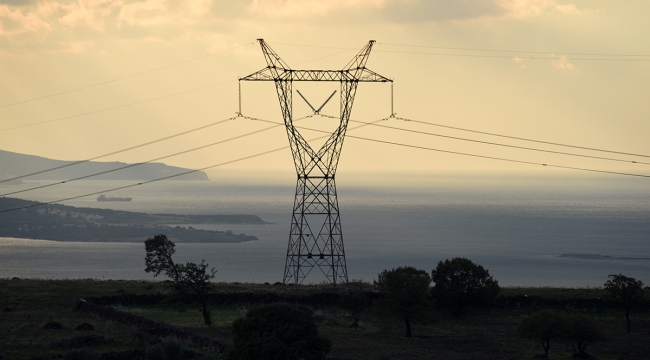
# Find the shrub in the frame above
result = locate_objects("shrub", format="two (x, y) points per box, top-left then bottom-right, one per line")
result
(228, 303), (331, 360)
(431, 257), (499, 316)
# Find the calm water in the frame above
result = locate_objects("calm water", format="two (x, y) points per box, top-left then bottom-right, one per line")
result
(0, 176), (648, 286)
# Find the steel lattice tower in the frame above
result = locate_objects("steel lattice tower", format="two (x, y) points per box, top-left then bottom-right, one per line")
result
(240, 39), (391, 286)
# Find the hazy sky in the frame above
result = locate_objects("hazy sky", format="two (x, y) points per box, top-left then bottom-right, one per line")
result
(1, 0), (649, 181)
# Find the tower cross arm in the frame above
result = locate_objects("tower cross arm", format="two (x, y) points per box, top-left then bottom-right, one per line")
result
(239, 68), (391, 82)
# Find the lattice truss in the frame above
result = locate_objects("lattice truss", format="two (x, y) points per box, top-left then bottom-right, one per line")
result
(240, 39), (392, 286)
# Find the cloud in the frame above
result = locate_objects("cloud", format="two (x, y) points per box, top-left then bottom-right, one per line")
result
(327, 0), (583, 24)
(0, 4), (50, 36)
(552, 55), (576, 71)
(118, 0), (169, 27)
(50, 39), (95, 53)
(0, 0), (37, 5)
(59, 0), (124, 32)
(495, 0), (582, 19)
(247, 0), (393, 17)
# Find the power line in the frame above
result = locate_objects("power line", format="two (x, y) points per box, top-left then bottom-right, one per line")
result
(378, 42), (650, 57)
(269, 41), (650, 62)
(0, 115), (385, 213)
(252, 115), (650, 179)
(0, 43), (253, 109)
(373, 49), (650, 62)
(0, 117), (298, 197)
(0, 117), (237, 184)
(6, 109), (646, 197)
(0, 148), (283, 214)
(346, 118), (650, 165)
(391, 116), (650, 159)
(346, 134), (650, 178)
(0, 123), (279, 196)
(0, 80), (236, 132)
(2, 114), (648, 214)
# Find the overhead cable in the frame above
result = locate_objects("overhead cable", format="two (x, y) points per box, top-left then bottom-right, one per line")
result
(391, 116), (650, 159)
(253, 115), (650, 179)
(378, 42), (650, 57)
(0, 117), (236, 184)
(345, 134), (650, 178)
(0, 115), (385, 213)
(0, 116), (303, 197)
(0, 43), (253, 109)
(269, 41), (650, 62)
(373, 49), (650, 62)
(346, 118), (650, 165)
(2, 114), (648, 214)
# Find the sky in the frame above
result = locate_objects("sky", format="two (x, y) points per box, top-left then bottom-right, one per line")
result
(1, 0), (649, 184)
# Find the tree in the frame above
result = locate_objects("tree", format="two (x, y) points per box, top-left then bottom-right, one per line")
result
(144, 234), (216, 325)
(431, 257), (500, 316)
(144, 234), (181, 282)
(604, 274), (645, 334)
(228, 304), (331, 360)
(177, 260), (217, 326)
(517, 310), (566, 360)
(559, 314), (605, 359)
(339, 289), (369, 330)
(374, 266), (433, 337)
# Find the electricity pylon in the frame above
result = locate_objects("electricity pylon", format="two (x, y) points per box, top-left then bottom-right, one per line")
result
(240, 39), (391, 286)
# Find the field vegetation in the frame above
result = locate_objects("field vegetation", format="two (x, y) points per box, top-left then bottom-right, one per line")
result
(1, 278), (649, 360)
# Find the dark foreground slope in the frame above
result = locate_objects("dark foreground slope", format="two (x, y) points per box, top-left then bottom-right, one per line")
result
(0, 279), (649, 360)
(0, 197), (263, 242)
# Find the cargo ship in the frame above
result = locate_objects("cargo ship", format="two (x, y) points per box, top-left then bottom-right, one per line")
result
(97, 194), (132, 202)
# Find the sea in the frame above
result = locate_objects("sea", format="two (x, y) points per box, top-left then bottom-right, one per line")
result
(1, 174), (648, 287)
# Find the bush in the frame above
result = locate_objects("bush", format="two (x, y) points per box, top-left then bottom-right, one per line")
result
(431, 257), (499, 316)
(228, 303), (331, 360)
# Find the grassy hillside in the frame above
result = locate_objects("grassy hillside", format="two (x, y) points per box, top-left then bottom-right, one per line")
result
(0, 279), (648, 360)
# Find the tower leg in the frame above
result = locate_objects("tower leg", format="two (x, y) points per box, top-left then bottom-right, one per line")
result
(283, 175), (348, 286)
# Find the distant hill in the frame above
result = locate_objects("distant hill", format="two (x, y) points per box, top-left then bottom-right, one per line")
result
(0, 149), (208, 181)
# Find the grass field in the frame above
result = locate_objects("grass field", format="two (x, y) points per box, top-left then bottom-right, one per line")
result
(1, 278), (648, 360)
